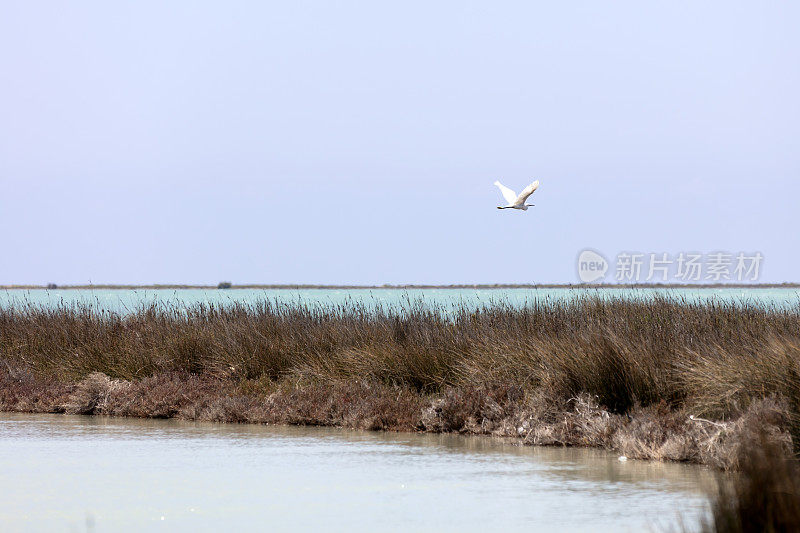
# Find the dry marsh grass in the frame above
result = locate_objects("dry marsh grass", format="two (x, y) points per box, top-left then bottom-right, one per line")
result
(701, 430), (800, 533)
(1, 296), (799, 468)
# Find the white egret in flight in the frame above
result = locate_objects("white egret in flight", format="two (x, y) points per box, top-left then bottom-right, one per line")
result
(494, 180), (540, 210)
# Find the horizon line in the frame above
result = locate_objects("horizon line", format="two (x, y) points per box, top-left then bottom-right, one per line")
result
(2, 283), (799, 290)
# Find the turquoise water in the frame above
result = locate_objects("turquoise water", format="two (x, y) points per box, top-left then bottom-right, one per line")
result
(1, 287), (798, 314)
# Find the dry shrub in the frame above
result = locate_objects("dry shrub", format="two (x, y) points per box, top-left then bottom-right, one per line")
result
(265, 381), (425, 431)
(418, 384), (524, 434)
(615, 398), (792, 469)
(63, 372), (128, 414)
(106, 372), (226, 419)
(0, 361), (71, 412)
(522, 393), (621, 447)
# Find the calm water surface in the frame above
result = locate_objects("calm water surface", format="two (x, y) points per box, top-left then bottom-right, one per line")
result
(1, 287), (798, 313)
(0, 413), (714, 532)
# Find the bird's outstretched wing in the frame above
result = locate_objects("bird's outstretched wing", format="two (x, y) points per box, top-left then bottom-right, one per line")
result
(516, 180), (540, 204)
(494, 181), (518, 205)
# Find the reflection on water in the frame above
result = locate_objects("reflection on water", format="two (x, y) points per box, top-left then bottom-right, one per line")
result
(0, 413), (713, 532)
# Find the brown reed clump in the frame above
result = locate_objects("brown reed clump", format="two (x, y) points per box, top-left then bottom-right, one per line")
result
(702, 429), (800, 533)
(1, 296), (799, 467)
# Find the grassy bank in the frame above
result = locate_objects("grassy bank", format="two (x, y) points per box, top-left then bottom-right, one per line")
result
(1, 296), (799, 469)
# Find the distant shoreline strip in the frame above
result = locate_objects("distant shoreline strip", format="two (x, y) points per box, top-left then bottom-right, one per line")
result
(2, 283), (799, 290)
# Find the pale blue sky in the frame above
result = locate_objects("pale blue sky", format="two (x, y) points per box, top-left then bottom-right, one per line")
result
(1, 2), (798, 285)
